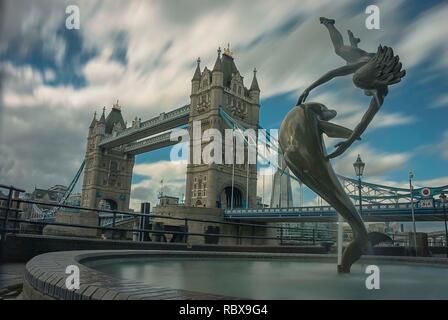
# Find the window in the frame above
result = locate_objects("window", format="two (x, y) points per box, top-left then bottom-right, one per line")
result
(110, 161), (118, 172)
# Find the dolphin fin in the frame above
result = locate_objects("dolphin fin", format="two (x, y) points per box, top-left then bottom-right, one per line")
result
(319, 121), (354, 139)
(368, 231), (392, 246)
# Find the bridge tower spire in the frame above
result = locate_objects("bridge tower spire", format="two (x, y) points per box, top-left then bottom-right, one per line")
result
(249, 68), (260, 104)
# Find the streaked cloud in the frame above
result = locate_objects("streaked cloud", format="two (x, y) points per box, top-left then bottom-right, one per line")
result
(397, 2), (448, 70)
(333, 143), (412, 178)
(0, 0), (446, 211)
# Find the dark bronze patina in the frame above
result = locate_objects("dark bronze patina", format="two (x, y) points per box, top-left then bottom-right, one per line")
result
(280, 18), (405, 273)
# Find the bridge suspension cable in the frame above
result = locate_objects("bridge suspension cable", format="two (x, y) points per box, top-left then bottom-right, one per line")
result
(219, 106), (299, 184)
(32, 160), (85, 219)
(219, 106), (448, 205)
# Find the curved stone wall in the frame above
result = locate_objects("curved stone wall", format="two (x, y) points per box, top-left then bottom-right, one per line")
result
(23, 250), (448, 300)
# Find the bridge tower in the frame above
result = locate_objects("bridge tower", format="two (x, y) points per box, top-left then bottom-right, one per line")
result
(185, 46), (260, 209)
(80, 102), (135, 212)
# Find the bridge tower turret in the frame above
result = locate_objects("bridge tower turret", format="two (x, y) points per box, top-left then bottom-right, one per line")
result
(81, 102), (135, 212)
(185, 45), (259, 209)
(249, 67), (260, 109)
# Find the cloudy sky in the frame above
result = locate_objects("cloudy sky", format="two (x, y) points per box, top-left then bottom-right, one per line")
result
(0, 0), (447, 215)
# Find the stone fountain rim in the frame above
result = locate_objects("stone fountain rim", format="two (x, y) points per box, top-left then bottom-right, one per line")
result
(23, 250), (448, 300)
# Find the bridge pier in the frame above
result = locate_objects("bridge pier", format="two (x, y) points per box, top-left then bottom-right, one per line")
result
(152, 206), (275, 246)
(42, 210), (99, 238)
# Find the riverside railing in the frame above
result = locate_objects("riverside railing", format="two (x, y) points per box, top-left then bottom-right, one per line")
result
(0, 184), (414, 249)
(0, 184), (338, 247)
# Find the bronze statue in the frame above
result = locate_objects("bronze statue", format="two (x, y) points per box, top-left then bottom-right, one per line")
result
(297, 17), (406, 158)
(280, 18), (405, 273)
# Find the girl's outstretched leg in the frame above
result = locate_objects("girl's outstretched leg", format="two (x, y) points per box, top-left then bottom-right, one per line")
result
(348, 30), (360, 48)
(319, 17), (366, 63)
(319, 17), (344, 52)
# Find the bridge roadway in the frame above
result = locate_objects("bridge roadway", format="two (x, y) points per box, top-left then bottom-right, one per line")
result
(224, 202), (447, 222)
(36, 203), (445, 225)
(99, 104), (190, 149)
(124, 130), (189, 155)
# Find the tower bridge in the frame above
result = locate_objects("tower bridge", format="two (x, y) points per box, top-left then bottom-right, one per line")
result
(31, 46), (447, 243)
(81, 46), (261, 213)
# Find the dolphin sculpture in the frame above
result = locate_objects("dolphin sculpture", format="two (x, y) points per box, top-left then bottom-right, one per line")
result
(278, 102), (390, 273)
(282, 18), (404, 273)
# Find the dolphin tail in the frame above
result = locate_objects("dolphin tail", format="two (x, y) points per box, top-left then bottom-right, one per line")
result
(339, 237), (364, 273)
(339, 231), (392, 273)
(368, 231), (392, 246)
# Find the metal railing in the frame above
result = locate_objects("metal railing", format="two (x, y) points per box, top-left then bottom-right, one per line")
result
(0, 184), (339, 248)
(0, 184), (25, 245)
(1, 184), (424, 252)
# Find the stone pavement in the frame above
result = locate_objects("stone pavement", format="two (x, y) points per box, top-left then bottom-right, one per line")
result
(0, 263), (26, 299)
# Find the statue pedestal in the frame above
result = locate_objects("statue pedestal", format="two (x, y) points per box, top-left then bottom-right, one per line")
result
(43, 210), (99, 238)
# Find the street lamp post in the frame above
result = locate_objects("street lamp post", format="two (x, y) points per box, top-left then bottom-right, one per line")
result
(440, 192), (448, 258)
(409, 170), (418, 256)
(353, 155), (365, 215)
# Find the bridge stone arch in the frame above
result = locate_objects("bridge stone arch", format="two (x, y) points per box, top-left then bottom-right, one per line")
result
(219, 185), (244, 209)
(98, 198), (118, 211)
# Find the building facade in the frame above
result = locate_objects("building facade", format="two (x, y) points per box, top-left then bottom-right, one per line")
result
(270, 154), (293, 208)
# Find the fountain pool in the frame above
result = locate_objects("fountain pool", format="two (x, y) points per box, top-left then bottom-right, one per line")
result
(85, 255), (448, 299)
(23, 250), (448, 300)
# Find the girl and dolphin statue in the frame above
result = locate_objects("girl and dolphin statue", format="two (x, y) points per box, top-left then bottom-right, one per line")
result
(279, 17), (406, 273)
